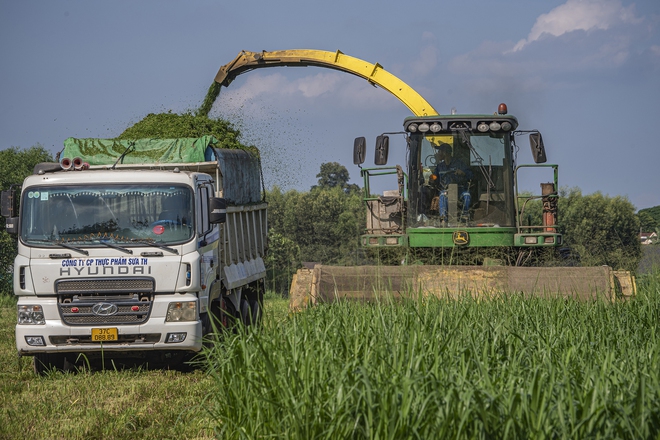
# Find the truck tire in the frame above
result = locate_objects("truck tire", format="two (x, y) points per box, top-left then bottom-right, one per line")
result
(248, 298), (262, 326)
(240, 297), (251, 326)
(33, 353), (66, 375)
(219, 296), (238, 330)
(244, 281), (264, 326)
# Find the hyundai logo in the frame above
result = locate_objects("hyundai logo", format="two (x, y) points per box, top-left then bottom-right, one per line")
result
(92, 303), (118, 316)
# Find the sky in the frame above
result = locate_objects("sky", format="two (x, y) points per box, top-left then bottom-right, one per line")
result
(1, 0), (659, 210)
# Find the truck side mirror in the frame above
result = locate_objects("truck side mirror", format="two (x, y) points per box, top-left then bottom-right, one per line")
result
(353, 137), (366, 165)
(1, 189), (16, 218)
(4, 217), (18, 234)
(374, 135), (389, 166)
(1, 190), (19, 234)
(529, 132), (547, 164)
(209, 197), (227, 224)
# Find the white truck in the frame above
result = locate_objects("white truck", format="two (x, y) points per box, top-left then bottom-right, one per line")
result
(1, 136), (268, 373)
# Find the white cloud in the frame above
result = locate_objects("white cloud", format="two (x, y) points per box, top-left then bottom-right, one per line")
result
(651, 45), (660, 57)
(410, 44), (439, 77)
(217, 72), (292, 108)
(296, 72), (343, 98)
(512, 0), (640, 52)
(444, 0), (653, 90)
(212, 69), (399, 119)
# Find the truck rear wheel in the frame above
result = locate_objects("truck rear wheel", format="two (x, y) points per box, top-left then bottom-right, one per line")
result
(33, 353), (66, 375)
(248, 298), (262, 325)
(240, 297), (251, 326)
(219, 296), (238, 330)
(244, 281), (264, 326)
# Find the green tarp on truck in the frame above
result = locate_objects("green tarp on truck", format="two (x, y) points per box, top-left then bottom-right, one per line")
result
(62, 136), (218, 165)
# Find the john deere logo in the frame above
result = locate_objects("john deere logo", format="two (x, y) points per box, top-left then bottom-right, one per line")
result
(453, 230), (469, 245)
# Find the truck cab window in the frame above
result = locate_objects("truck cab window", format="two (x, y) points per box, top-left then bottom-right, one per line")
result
(196, 186), (211, 235)
(20, 185), (194, 246)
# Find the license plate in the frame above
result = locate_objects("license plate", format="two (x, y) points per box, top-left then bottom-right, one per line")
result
(91, 328), (118, 342)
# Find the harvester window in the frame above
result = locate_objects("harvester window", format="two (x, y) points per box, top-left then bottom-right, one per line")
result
(410, 131), (514, 227)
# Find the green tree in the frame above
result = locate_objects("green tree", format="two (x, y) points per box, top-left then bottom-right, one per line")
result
(560, 188), (641, 271)
(313, 162), (359, 193)
(264, 164), (366, 294)
(638, 210), (659, 232)
(265, 230), (300, 294)
(638, 205), (660, 226)
(0, 145), (53, 295)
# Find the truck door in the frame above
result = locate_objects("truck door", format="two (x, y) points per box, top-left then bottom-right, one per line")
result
(196, 181), (216, 314)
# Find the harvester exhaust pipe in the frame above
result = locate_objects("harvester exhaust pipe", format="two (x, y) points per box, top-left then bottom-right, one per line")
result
(541, 182), (557, 233)
(60, 157), (73, 171)
(73, 157), (84, 170)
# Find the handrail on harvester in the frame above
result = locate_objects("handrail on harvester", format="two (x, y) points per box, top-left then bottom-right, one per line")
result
(214, 49), (439, 117)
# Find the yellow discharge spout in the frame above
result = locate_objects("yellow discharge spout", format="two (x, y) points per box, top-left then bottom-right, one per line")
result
(215, 49), (439, 117)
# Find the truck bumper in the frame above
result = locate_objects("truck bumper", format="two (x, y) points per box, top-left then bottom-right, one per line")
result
(16, 296), (203, 355)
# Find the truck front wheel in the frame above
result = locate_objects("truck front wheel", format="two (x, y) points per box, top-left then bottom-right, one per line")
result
(33, 353), (66, 375)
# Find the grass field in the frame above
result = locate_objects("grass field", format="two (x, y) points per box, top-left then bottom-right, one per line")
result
(1, 272), (660, 439)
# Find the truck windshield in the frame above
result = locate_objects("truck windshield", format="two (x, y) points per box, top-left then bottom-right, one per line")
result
(409, 131), (514, 227)
(20, 184), (194, 246)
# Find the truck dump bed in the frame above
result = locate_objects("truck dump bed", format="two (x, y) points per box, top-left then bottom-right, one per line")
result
(62, 136), (263, 204)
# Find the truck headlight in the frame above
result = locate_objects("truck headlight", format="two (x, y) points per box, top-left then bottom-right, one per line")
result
(18, 305), (45, 325)
(166, 301), (197, 322)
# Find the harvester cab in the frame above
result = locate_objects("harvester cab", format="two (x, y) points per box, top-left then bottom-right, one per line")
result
(355, 103), (561, 257)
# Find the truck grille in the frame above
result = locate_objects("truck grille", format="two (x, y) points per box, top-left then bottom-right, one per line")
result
(56, 278), (155, 326)
(56, 278), (154, 295)
(59, 300), (152, 325)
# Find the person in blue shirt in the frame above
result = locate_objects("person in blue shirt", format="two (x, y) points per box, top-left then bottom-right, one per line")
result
(431, 143), (473, 222)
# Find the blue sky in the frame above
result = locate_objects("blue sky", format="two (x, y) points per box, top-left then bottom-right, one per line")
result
(1, 0), (658, 210)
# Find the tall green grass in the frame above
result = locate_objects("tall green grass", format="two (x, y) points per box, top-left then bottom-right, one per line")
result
(203, 271), (660, 439)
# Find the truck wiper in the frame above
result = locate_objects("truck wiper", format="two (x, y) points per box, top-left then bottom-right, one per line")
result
(97, 240), (133, 254)
(135, 241), (178, 255)
(58, 242), (89, 256)
(26, 239), (89, 256)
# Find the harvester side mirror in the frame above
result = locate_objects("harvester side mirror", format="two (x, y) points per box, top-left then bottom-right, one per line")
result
(374, 135), (389, 166)
(209, 197), (227, 224)
(529, 132), (547, 164)
(353, 137), (366, 165)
